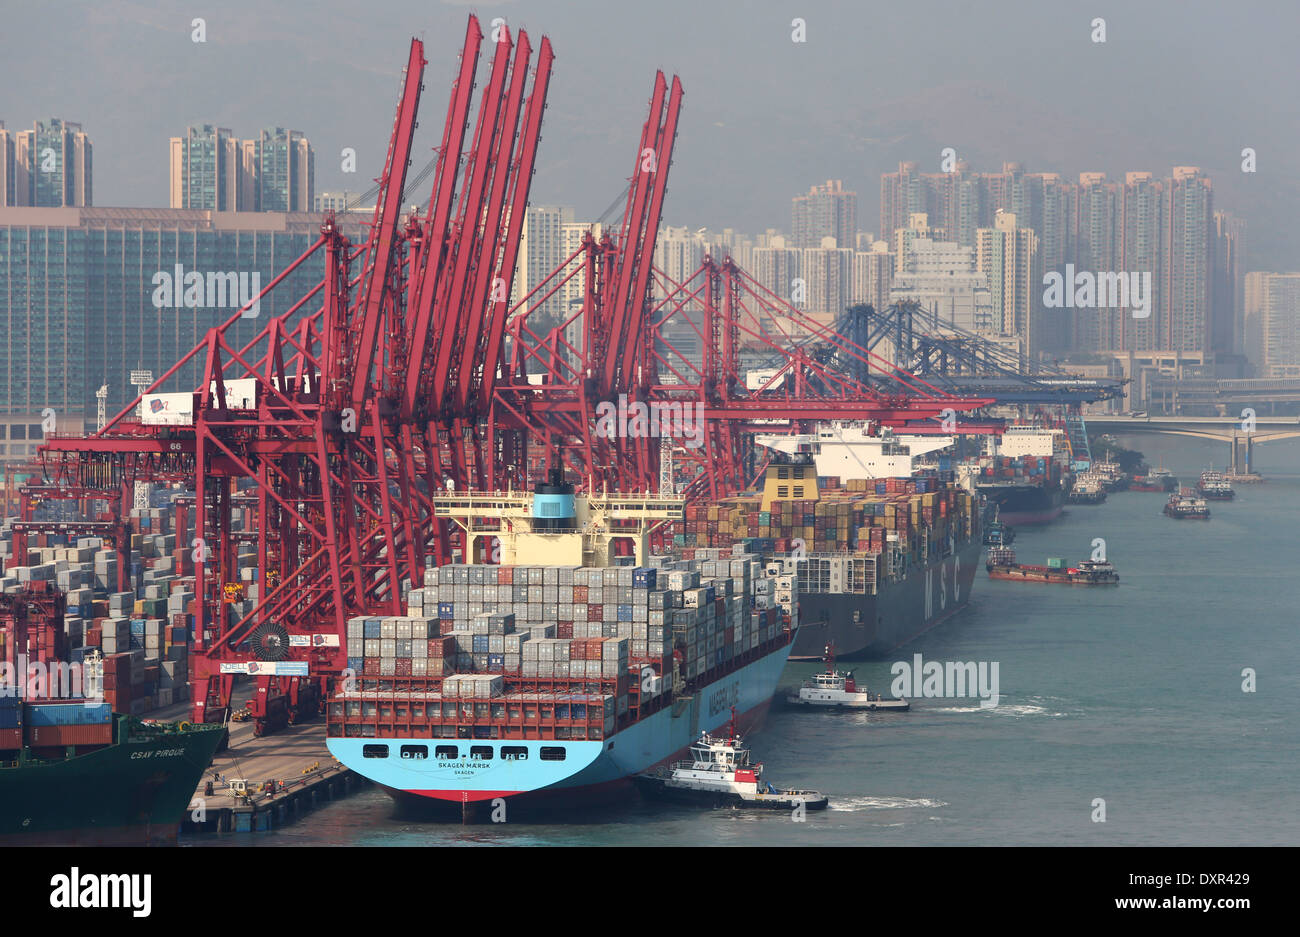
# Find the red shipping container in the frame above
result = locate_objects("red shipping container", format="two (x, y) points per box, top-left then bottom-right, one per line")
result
(85, 629), (102, 647)
(395, 659), (413, 676)
(589, 605), (602, 620)
(0, 728), (22, 749)
(555, 622), (573, 639)
(27, 724), (113, 747)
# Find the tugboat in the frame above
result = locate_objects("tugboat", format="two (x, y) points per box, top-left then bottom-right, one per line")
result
(986, 547), (1120, 584)
(1196, 470), (1235, 501)
(1164, 489), (1211, 519)
(1091, 457), (1129, 491)
(633, 710), (828, 811)
(983, 518), (1015, 546)
(787, 644), (909, 711)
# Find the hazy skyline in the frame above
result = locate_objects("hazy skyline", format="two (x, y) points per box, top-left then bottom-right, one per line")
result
(4, 0), (1298, 267)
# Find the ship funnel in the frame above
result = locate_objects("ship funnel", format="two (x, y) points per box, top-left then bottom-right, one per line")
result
(532, 467), (577, 531)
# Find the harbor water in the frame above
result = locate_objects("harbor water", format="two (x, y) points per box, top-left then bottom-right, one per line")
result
(185, 436), (1300, 846)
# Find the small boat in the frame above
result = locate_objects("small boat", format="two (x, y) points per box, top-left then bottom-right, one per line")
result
(1196, 471), (1235, 501)
(633, 710), (828, 811)
(788, 644), (909, 710)
(1164, 489), (1211, 519)
(1130, 466), (1178, 492)
(982, 519), (1015, 546)
(1091, 458), (1129, 491)
(1066, 472), (1108, 505)
(986, 547), (1120, 584)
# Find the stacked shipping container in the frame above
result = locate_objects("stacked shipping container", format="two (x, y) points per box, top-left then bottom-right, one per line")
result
(328, 549), (795, 741)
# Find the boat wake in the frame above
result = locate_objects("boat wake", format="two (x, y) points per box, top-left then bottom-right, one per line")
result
(923, 697), (1070, 718)
(829, 795), (947, 812)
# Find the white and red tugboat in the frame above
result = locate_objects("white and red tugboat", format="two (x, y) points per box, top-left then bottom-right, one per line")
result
(787, 644), (910, 710)
(633, 710), (828, 811)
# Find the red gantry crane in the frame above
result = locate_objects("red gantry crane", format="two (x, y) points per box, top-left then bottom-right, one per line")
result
(35, 15), (993, 735)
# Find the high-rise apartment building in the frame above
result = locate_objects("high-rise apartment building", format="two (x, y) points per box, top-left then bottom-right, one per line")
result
(800, 240), (854, 318)
(1212, 211), (1245, 357)
(880, 162), (927, 250)
(1163, 167), (1213, 354)
(0, 118), (93, 207)
(1243, 271), (1268, 370)
(1116, 171), (1163, 352)
(977, 211), (1042, 356)
(0, 122), (19, 208)
(751, 235), (803, 331)
(252, 128), (314, 212)
(512, 205), (574, 328)
(557, 220), (602, 367)
(851, 241), (893, 314)
(169, 125), (240, 210)
(889, 222), (994, 335)
(792, 180), (857, 249)
(1249, 273), (1300, 377)
(1073, 172), (1118, 351)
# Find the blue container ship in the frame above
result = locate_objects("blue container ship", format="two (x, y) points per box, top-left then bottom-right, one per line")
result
(326, 473), (797, 810)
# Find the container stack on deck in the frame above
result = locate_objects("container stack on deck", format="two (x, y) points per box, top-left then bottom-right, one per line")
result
(672, 475), (978, 573)
(329, 548), (795, 741)
(976, 454), (1062, 485)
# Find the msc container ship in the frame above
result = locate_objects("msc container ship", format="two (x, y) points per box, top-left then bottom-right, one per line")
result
(723, 424), (981, 660)
(326, 473), (798, 810)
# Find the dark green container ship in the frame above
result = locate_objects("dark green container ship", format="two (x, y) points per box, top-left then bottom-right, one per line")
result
(0, 711), (225, 845)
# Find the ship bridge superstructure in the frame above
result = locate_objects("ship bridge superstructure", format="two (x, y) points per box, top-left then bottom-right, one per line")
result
(430, 485), (683, 568)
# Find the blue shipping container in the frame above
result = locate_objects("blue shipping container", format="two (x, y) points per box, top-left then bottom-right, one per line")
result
(363, 620), (382, 639)
(24, 702), (112, 726)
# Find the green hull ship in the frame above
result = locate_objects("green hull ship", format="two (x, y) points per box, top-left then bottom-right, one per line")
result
(0, 715), (225, 845)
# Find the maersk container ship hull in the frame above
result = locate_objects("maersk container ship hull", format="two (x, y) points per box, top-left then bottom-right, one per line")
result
(790, 539), (981, 660)
(326, 639), (792, 809)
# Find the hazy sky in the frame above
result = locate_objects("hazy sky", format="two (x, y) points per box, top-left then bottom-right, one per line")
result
(4, 0), (1298, 268)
